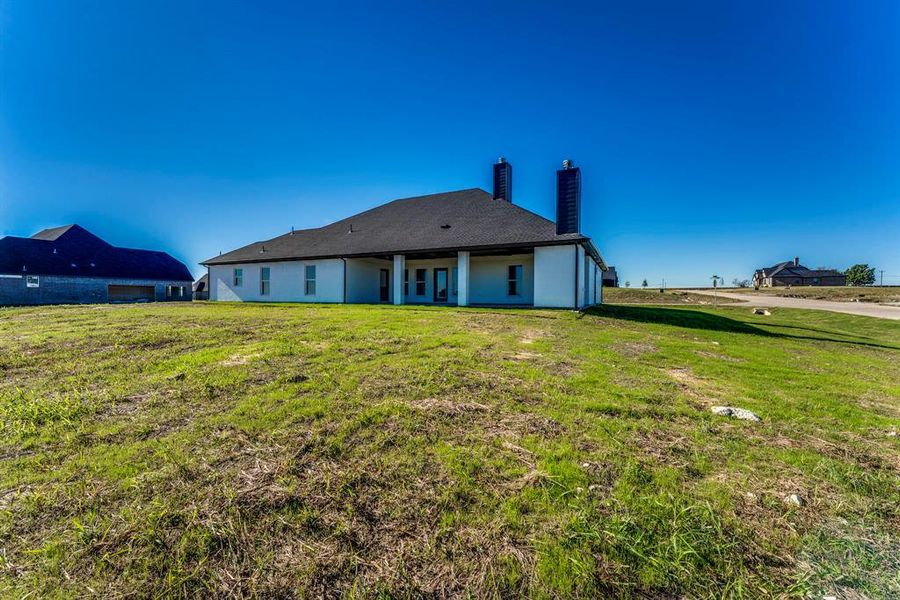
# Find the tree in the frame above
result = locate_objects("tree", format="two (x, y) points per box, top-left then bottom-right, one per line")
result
(732, 278), (750, 288)
(844, 264), (876, 286)
(624, 281), (631, 288)
(641, 279), (648, 288)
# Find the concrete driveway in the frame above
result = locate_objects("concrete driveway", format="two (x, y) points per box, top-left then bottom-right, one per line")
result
(686, 290), (900, 321)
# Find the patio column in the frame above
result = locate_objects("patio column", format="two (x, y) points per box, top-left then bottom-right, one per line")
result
(392, 254), (405, 305)
(457, 251), (470, 306)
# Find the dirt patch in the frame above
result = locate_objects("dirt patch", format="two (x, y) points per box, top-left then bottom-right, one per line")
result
(666, 367), (704, 390)
(408, 397), (491, 416)
(510, 351), (541, 361)
(519, 330), (544, 345)
(222, 353), (261, 366)
(632, 428), (698, 472)
(105, 393), (152, 416)
(612, 340), (658, 358)
(490, 412), (563, 439)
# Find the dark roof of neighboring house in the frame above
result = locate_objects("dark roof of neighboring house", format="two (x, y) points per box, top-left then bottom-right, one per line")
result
(203, 188), (605, 268)
(754, 261), (844, 279)
(0, 224), (193, 281)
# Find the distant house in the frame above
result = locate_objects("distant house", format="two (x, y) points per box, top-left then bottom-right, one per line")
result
(0, 225), (194, 305)
(203, 159), (607, 308)
(193, 273), (209, 300)
(601, 266), (618, 287)
(752, 258), (846, 287)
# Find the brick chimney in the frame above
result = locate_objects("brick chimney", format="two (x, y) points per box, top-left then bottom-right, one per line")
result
(492, 157), (512, 202)
(556, 159), (581, 235)
(794, 257), (799, 267)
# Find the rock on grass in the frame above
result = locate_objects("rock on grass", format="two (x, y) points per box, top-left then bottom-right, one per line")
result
(711, 406), (761, 421)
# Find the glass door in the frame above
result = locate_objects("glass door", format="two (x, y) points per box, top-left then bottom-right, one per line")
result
(379, 269), (390, 302)
(433, 268), (448, 302)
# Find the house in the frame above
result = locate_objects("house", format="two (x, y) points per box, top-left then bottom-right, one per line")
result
(203, 159), (606, 308)
(602, 266), (619, 287)
(193, 273), (209, 301)
(752, 258), (846, 287)
(0, 225), (194, 305)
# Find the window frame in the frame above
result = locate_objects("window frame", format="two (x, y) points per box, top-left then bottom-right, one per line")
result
(452, 267), (458, 296)
(304, 265), (316, 296)
(507, 265), (523, 297)
(415, 268), (427, 296)
(260, 267), (271, 296)
(233, 268), (243, 287)
(403, 269), (409, 296)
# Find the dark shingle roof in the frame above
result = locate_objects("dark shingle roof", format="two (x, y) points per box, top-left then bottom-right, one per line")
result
(0, 224), (193, 281)
(757, 261), (843, 279)
(203, 188), (605, 267)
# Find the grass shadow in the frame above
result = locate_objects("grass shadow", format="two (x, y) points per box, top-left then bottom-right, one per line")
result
(585, 305), (900, 350)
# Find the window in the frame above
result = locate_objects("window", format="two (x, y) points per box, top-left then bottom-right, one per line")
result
(452, 267), (458, 295)
(25, 275), (39, 288)
(404, 269), (409, 296)
(508, 265), (523, 296)
(415, 268), (426, 296)
(260, 267), (270, 296)
(166, 285), (185, 299)
(305, 265), (316, 295)
(233, 268), (243, 287)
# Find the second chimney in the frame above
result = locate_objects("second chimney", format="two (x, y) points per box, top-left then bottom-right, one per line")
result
(794, 257), (799, 267)
(556, 159), (581, 235)
(493, 157), (512, 202)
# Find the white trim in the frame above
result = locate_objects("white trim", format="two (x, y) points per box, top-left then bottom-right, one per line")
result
(0, 274), (23, 279)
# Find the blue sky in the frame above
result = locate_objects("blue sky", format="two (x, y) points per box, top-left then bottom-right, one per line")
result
(1, 1), (898, 285)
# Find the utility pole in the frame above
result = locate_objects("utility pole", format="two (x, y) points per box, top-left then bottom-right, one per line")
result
(711, 275), (720, 308)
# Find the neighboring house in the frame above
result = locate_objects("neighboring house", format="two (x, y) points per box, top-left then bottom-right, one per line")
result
(752, 257), (847, 287)
(193, 273), (209, 300)
(203, 159), (607, 308)
(0, 224), (194, 305)
(601, 266), (619, 287)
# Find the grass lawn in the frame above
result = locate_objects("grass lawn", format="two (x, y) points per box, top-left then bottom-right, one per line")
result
(0, 302), (898, 597)
(604, 287), (742, 305)
(739, 286), (900, 304)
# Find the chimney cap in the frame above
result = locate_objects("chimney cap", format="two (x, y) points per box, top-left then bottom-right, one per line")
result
(562, 159), (574, 169)
(497, 156), (506, 164)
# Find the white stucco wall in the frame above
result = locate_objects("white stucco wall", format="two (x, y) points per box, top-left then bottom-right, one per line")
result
(209, 259), (344, 302)
(346, 258), (391, 303)
(469, 254), (534, 305)
(534, 245), (577, 308)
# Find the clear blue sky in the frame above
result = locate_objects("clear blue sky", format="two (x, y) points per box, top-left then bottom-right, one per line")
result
(2, 0), (898, 285)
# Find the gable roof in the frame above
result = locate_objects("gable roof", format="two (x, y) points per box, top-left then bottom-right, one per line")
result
(0, 224), (193, 281)
(203, 188), (605, 267)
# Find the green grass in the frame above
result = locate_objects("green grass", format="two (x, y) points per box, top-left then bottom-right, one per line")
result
(0, 302), (897, 597)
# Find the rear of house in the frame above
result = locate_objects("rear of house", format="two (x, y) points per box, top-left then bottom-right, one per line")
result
(752, 257), (847, 287)
(203, 160), (606, 309)
(0, 225), (193, 306)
